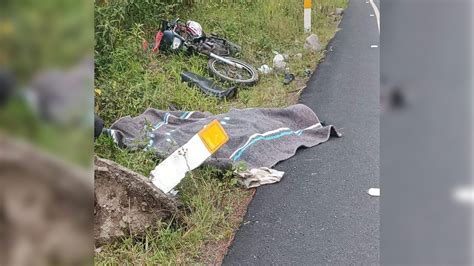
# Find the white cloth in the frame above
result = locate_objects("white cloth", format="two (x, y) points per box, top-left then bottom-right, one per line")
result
(237, 167), (285, 188)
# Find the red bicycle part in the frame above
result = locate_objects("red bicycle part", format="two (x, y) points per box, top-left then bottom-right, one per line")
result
(152, 31), (164, 53)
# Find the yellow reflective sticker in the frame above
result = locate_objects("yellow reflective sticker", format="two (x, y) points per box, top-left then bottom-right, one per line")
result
(304, 0), (312, 9)
(198, 120), (229, 154)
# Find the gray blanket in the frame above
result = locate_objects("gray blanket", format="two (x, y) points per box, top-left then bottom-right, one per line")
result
(109, 104), (340, 187)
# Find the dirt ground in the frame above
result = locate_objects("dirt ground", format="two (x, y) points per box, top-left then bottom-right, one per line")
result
(94, 157), (179, 246)
(0, 135), (93, 265)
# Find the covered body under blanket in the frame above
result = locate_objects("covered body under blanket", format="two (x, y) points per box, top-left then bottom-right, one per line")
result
(108, 104), (340, 188)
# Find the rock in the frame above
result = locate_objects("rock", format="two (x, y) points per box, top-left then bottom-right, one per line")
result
(258, 64), (273, 74)
(94, 156), (179, 246)
(282, 53), (290, 61)
(30, 57), (93, 125)
(273, 54), (287, 72)
(336, 8), (344, 15)
(304, 34), (322, 52)
(0, 134), (93, 264)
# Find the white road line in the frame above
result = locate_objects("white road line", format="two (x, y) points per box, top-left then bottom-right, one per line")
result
(453, 187), (474, 204)
(367, 188), (380, 197)
(368, 1), (380, 197)
(369, 0), (380, 33)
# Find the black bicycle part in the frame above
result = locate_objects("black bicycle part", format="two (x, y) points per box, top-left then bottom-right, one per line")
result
(181, 71), (236, 99)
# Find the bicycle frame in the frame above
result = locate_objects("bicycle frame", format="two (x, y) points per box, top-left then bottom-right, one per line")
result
(209, 53), (244, 69)
(147, 19), (246, 70)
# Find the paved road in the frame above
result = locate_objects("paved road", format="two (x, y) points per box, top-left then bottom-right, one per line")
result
(224, 0), (379, 264)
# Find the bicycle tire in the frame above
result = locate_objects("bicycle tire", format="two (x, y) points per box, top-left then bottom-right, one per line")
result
(207, 57), (259, 86)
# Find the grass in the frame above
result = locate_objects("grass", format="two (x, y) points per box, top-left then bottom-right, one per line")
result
(95, 0), (348, 121)
(0, 0), (93, 167)
(95, 0), (347, 264)
(0, 98), (92, 167)
(95, 135), (253, 264)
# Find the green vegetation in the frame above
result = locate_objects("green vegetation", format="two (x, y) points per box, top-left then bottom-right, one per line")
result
(0, 1), (93, 166)
(95, 0), (347, 264)
(1, 0), (92, 82)
(0, 98), (93, 166)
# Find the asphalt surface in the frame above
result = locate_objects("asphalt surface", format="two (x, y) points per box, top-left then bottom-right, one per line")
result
(224, 0), (379, 264)
(380, 1), (473, 265)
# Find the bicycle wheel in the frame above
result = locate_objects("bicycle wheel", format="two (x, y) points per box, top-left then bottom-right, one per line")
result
(207, 57), (259, 86)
